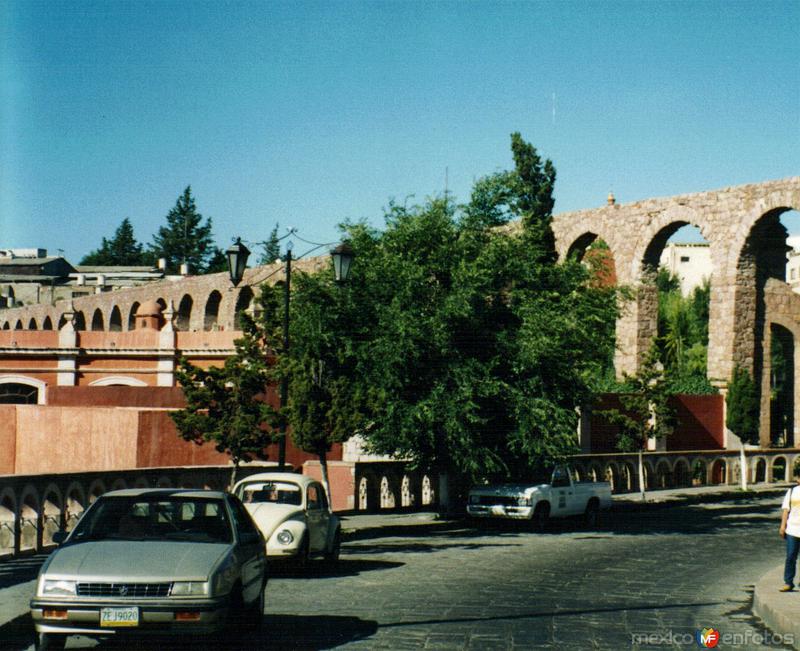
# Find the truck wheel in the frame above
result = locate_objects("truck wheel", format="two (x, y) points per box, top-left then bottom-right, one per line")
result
(584, 499), (600, 528)
(531, 503), (550, 532)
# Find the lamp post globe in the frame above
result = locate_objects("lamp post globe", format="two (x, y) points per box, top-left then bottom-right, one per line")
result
(226, 238), (251, 287)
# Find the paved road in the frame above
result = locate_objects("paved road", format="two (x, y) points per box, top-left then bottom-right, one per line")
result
(0, 494), (793, 650)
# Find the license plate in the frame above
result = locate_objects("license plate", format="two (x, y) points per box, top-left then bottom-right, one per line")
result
(100, 606), (139, 627)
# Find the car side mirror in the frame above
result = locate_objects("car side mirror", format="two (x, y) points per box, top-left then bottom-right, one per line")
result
(52, 530), (68, 545)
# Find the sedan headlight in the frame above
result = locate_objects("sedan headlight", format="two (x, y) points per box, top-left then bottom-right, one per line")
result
(276, 529), (294, 545)
(517, 496), (531, 506)
(40, 579), (77, 597)
(171, 581), (209, 597)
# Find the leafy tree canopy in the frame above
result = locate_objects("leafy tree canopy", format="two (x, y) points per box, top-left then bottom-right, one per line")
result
(79, 218), (154, 266)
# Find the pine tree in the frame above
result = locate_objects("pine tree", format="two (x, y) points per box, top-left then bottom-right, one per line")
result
(80, 218), (152, 266)
(258, 223), (282, 265)
(726, 365), (760, 490)
(150, 187), (215, 274)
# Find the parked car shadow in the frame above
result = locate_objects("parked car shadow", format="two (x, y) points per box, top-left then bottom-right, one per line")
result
(268, 557), (404, 579)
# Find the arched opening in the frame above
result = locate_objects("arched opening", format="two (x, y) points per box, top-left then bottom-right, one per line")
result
(733, 208), (799, 442)
(42, 487), (62, 546)
(772, 456), (788, 482)
(1, 322), (9, 330)
(128, 302), (140, 330)
(358, 477), (369, 511)
(19, 491), (39, 552)
(673, 459), (691, 487)
(14, 320), (22, 330)
(57, 314), (67, 329)
(88, 481), (106, 503)
(770, 324), (794, 447)
(604, 463), (617, 493)
(42, 316), (53, 330)
(65, 485), (85, 532)
(655, 460), (672, 489)
(755, 458), (767, 483)
(204, 291), (222, 330)
(692, 459), (707, 486)
(156, 298), (167, 312)
(0, 494), (16, 556)
(27, 318), (37, 330)
(109, 306), (122, 332)
(642, 223), (712, 391)
(620, 462), (635, 493)
(73, 311), (86, 331)
(0, 382), (39, 404)
(421, 475), (434, 506)
(91, 308), (104, 331)
(176, 294), (193, 331)
(711, 458), (727, 485)
(400, 475), (414, 508)
(234, 287), (254, 330)
(380, 476), (395, 509)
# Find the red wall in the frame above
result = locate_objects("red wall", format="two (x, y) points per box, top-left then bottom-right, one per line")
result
(0, 405), (17, 474)
(303, 461), (355, 512)
(49, 386), (186, 408)
(590, 393), (724, 452)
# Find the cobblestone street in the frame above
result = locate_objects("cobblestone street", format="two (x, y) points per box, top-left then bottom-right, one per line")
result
(2, 493), (794, 649)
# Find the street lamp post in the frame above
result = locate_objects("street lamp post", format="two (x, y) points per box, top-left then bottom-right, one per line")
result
(226, 236), (354, 470)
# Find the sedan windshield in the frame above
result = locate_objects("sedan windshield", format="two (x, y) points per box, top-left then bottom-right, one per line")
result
(70, 496), (233, 544)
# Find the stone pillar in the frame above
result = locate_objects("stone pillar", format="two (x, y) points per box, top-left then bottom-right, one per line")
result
(57, 303), (77, 386)
(157, 300), (176, 387)
(759, 324), (773, 447)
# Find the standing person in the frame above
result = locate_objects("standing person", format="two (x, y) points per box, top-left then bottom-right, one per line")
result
(779, 463), (800, 591)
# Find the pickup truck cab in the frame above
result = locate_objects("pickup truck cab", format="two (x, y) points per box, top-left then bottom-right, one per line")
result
(467, 465), (612, 529)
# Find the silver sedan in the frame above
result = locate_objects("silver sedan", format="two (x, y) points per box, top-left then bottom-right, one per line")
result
(29, 488), (266, 650)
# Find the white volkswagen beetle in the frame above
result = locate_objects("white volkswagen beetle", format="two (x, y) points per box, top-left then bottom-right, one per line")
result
(232, 473), (341, 566)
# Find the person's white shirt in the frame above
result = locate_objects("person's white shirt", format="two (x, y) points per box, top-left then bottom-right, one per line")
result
(782, 485), (800, 538)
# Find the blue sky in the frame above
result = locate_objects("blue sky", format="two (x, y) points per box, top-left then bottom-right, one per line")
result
(2, 0), (798, 262)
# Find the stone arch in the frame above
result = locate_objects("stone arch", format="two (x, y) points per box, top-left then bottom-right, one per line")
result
(89, 376), (147, 387)
(691, 458), (708, 486)
(27, 318), (37, 330)
(357, 476), (370, 511)
(133, 476), (150, 489)
(379, 476), (396, 509)
(673, 457), (691, 487)
(176, 294), (193, 331)
(1, 322), (8, 330)
(87, 479), (106, 503)
(768, 322), (795, 447)
(73, 311), (86, 331)
(604, 462), (618, 492)
(128, 302), (140, 330)
(90, 308), (104, 331)
(655, 459), (672, 488)
(204, 290), (222, 330)
(0, 375), (46, 404)
(641, 460), (655, 489)
(421, 475), (434, 506)
(42, 316), (53, 330)
(234, 287), (254, 330)
(109, 305), (123, 332)
(64, 483), (86, 531)
(588, 462), (604, 482)
(0, 490), (17, 555)
(772, 456), (788, 482)
(620, 461), (636, 492)
(754, 457), (768, 483)
(110, 478), (128, 491)
(19, 486), (40, 552)
(400, 475), (414, 508)
(14, 319), (22, 330)
(41, 484), (63, 546)
(710, 458), (727, 485)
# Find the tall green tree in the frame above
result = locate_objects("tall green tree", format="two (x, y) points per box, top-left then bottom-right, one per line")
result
(80, 218), (153, 266)
(600, 343), (676, 500)
(258, 224), (282, 265)
(171, 310), (279, 488)
(726, 365), (760, 490)
(150, 186), (216, 274)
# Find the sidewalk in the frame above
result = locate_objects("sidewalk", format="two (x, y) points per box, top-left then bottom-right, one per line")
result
(753, 566), (800, 650)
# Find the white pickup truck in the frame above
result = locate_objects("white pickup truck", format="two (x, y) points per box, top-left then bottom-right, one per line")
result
(467, 465), (612, 529)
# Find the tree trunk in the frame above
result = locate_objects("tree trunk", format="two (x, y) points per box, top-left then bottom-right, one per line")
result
(638, 448), (646, 502)
(740, 445), (748, 491)
(318, 447), (332, 512)
(229, 458), (240, 492)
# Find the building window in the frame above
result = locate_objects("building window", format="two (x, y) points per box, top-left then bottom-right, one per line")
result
(680, 256), (690, 263)
(791, 269), (796, 280)
(0, 383), (38, 404)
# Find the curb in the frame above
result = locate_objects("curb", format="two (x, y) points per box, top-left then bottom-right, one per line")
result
(610, 487), (789, 513)
(753, 566), (800, 650)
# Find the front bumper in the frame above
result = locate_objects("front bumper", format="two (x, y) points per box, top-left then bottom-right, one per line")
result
(30, 595), (232, 636)
(466, 504), (534, 520)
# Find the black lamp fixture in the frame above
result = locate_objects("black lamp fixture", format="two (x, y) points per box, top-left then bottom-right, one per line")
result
(226, 237), (251, 286)
(330, 242), (355, 283)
